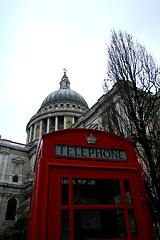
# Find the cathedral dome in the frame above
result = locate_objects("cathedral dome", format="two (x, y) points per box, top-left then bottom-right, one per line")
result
(26, 70), (89, 144)
(40, 89), (89, 109)
(40, 71), (88, 110)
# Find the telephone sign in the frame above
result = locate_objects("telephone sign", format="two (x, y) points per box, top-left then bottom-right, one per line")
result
(55, 144), (127, 160)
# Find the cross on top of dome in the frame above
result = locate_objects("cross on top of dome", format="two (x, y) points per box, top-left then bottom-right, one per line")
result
(60, 68), (70, 89)
(63, 68), (67, 75)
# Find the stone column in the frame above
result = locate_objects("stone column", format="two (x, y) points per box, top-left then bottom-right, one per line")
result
(39, 120), (42, 136)
(0, 193), (6, 228)
(19, 163), (23, 184)
(26, 131), (29, 144)
(55, 116), (58, 131)
(28, 127), (31, 143)
(47, 118), (50, 133)
(64, 116), (66, 129)
(29, 126), (33, 143)
(1, 151), (9, 182)
(33, 123), (36, 140)
(0, 153), (3, 174)
(9, 161), (14, 183)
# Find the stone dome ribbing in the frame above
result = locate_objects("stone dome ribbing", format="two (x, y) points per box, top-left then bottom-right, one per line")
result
(39, 72), (89, 110)
(40, 89), (89, 109)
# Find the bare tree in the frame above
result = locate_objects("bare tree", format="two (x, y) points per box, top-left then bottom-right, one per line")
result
(103, 30), (160, 236)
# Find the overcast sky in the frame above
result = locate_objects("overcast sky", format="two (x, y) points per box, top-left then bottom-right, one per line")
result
(0, 0), (160, 144)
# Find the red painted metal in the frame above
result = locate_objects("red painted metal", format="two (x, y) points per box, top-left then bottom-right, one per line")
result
(26, 128), (155, 240)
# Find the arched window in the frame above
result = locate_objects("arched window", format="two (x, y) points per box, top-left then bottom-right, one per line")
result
(5, 198), (17, 220)
(13, 175), (18, 182)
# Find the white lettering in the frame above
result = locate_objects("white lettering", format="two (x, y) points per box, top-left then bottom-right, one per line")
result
(55, 145), (127, 160)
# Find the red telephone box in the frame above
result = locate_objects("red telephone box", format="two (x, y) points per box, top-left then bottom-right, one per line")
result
(26, 129), (155, 240)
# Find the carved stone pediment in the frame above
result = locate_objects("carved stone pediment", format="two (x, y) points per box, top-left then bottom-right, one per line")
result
(2, 193), (16, 199)
(12, 157), (24, 165)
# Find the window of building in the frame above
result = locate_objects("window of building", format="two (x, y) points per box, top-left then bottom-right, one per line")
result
(5, 198), (17, 220)
(13, 175), (18, 183)
(42, 118), (47, 135)
(58, 116), (64, 130)
(49, 117), (55, 132)
(75, 116), (79, 122)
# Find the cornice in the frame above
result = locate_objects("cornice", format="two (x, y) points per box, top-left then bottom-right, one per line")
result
(0, 180), (33, 190)
(0, 139), (28, 153)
